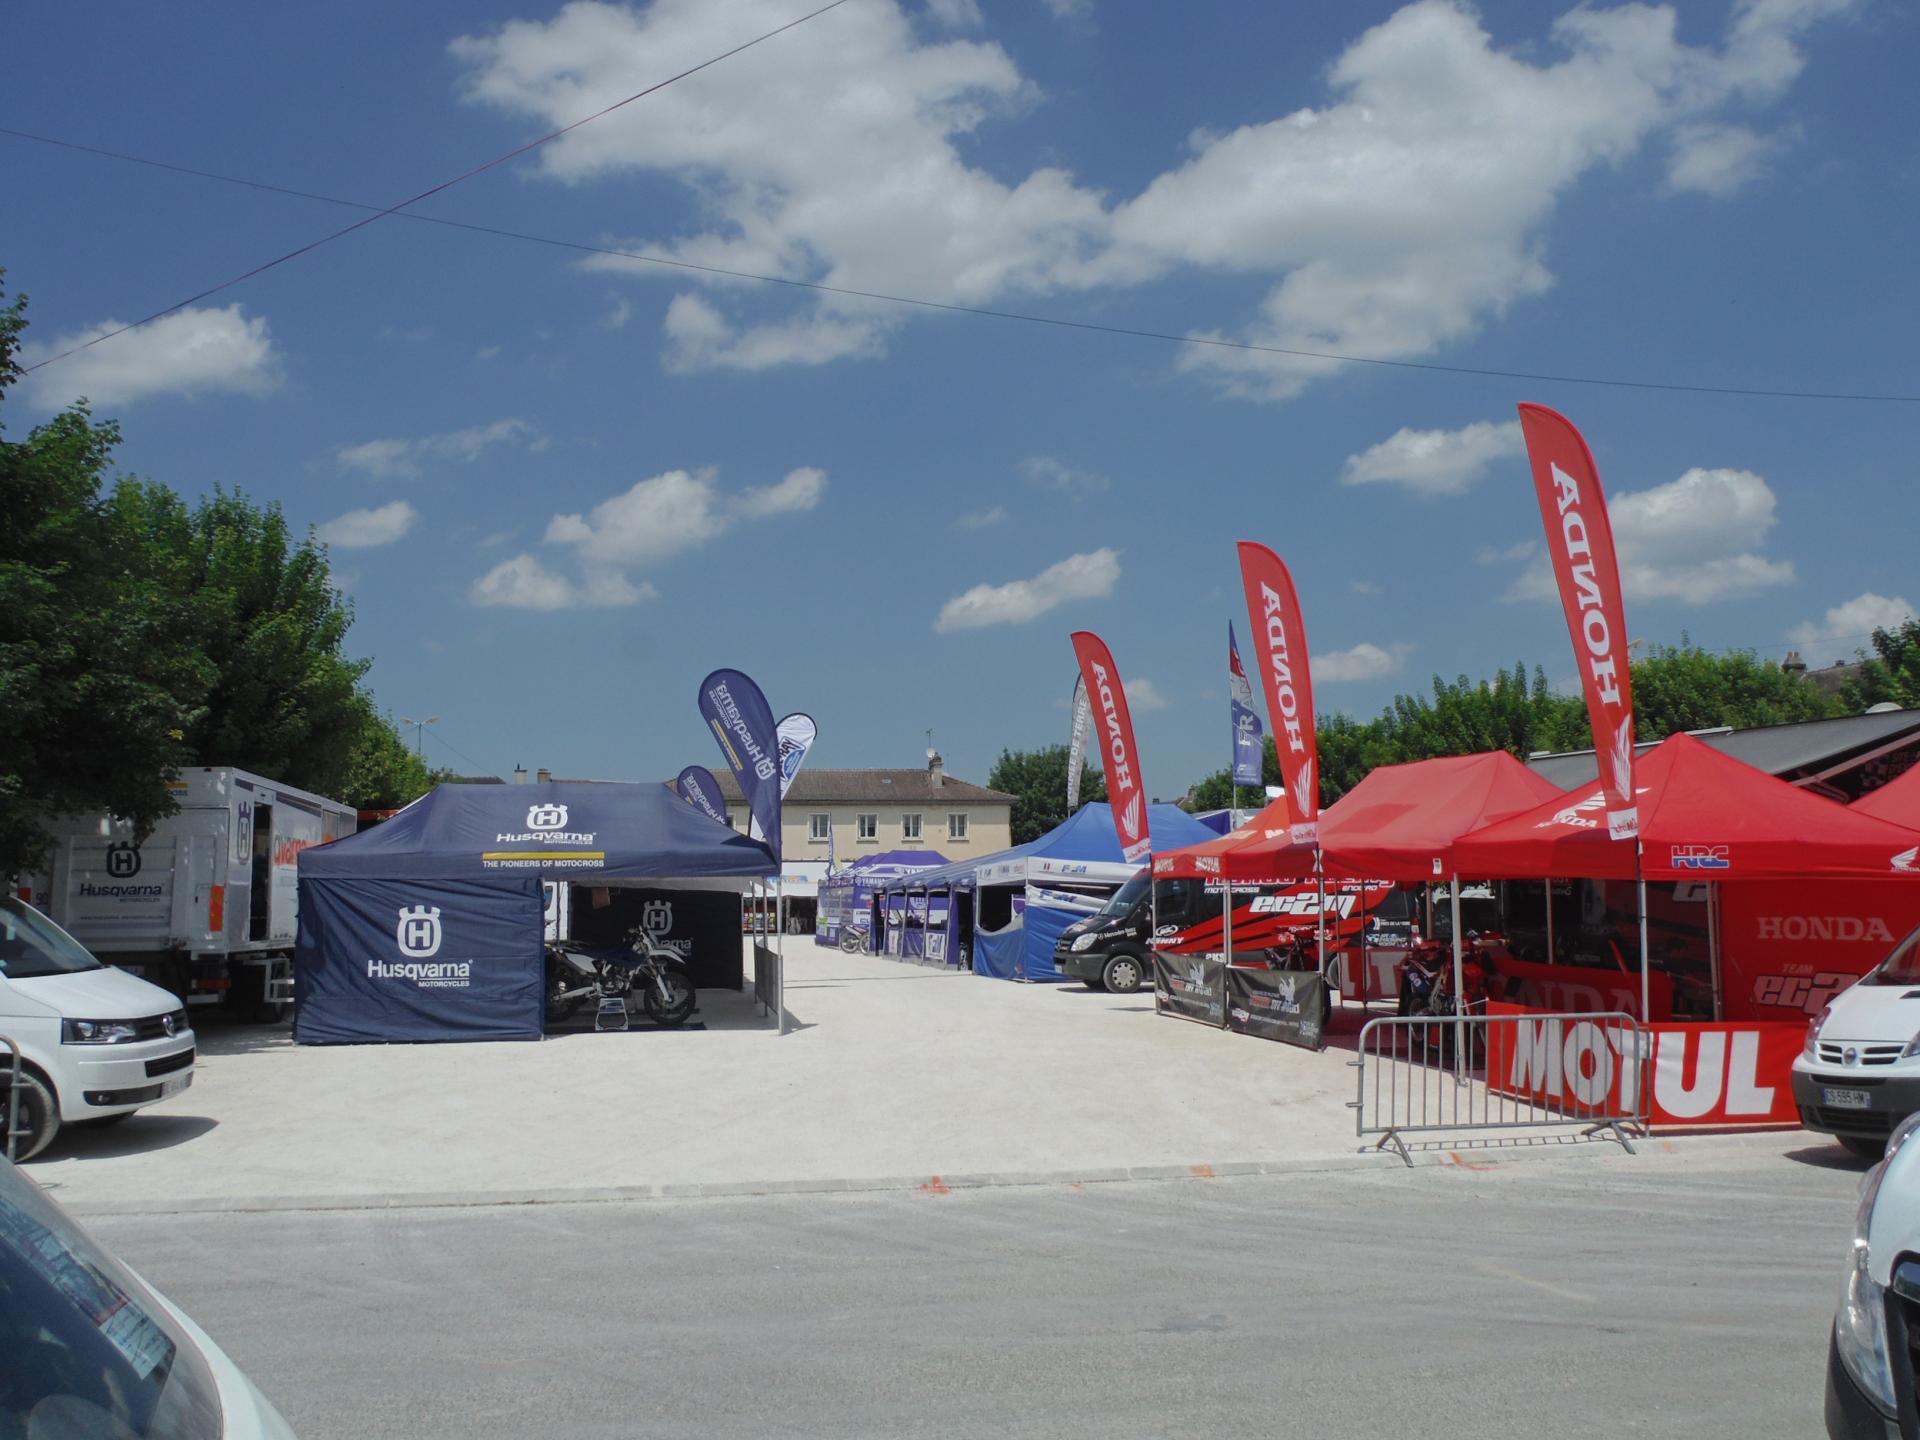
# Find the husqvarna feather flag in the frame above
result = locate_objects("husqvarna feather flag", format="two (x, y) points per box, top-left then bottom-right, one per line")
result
(675, 765), (729, 826)
(1517, 403), (1638, 841)
(1236, 542), (1320, 844)
(1069, 632), (1151, 863)
(1065, 673), (1091, 813)
(697, 669), (782, 861)
(1228, 620), (1264, 786)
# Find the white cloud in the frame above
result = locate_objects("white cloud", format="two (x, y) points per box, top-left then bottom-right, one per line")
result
(19, 304), (282, 410)
(1316, 642), (1413, 684)
(957, 505), (1008, 529)
(1042, 0), (1094, 16)
(1477, 539), (1538, 567)
(318, 500), (417, 550)
(1021, 456), (1110, 496)
(1125, 677), (1170, 710)
(471, 554), (657, 611)
(1788, 593), (1918, 665)
(1505, 466), (1795, 605)
(934, 548), (1120, 631)
(337, 418), (534, 479)
(602, 294), (633, 330)
(452, 1), (1850, 400)
(732, 466), (827, 519)
(545, 467), (728, 568)
(1342, 419), (1523, 497)
(926, 0), (982, 26)
(476, 345), (503, 360)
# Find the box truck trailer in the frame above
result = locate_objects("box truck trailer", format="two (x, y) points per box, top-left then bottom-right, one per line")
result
(17, 767), (357, 1022)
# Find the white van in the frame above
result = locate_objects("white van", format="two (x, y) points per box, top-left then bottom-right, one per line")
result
(1793, 923), (1920, 1160)
(1, 894), (196, 1161)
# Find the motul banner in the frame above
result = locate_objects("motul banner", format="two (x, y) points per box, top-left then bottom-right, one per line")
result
(1485, 1003), (1800, 1126)
(1066, 673), (1091, 813)
(674, 765), (728, 827)
(1070, 632), (1150, 863)
(1517, 404), (1637, 841)
(697, 669), (782, 861)
(1236, 542), (1319, 843)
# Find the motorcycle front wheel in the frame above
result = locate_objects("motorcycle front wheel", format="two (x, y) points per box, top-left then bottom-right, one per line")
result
(643, 970), (697, 1027)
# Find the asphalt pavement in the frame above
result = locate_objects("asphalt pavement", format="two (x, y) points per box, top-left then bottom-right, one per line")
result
(92, 1139), (1864, 1439)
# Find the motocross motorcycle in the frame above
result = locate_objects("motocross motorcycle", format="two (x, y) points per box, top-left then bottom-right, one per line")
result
(546, 928), (697, 1027)
(1397, 933), (1495, 1062)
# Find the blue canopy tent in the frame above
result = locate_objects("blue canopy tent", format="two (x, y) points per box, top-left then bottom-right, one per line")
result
(295, 782), (775, 1044)
(814, 850), (947, 948)
(972, 803), (1218, 982)
(887, 855), (984, 968)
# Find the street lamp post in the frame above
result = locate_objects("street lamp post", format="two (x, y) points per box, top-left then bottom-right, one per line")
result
(398, 714), (440, 760)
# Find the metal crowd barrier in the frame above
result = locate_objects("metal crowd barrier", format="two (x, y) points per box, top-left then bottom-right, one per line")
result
(2, 1034), (21, 1164)
(1351, 1010), (1648, 1166)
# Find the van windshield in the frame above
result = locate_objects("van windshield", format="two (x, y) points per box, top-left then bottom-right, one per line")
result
(0, 897), (105, 979)
(1867, 925), (1920, 986)
(1097, 872), (1150, 918)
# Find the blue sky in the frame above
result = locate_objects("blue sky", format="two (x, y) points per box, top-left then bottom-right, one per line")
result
(4, 0), (1916, 796)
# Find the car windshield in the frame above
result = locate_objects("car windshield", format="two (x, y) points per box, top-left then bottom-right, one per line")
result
(0, 896), (104, 979)
(1097, 872), (1149, 918)
(0, 1162), (223, 1438)
(1867, 925), (1920, 986)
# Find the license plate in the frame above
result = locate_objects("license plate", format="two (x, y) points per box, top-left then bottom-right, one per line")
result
(162, 1073), (192, 1099)
(1823, 1087), (1872, 1110)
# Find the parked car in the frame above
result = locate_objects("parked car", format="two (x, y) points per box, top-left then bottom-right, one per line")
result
(2, 894), (197, 1162)
(1826, 1111), (1920, 1436)
(1793, 923), (1920, 1160)
(0, 1155), (296, 1436)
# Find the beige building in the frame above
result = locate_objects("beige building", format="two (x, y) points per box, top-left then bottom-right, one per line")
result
(712, 755), (1014, 890)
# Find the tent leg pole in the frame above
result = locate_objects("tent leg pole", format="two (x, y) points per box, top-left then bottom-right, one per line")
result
(1708, 880), (1722, 1022)
(1450, 878), (1466, 1085)
(1637, 861), (1651, 1026)
(1545, 876), (1555, 964)
(1221, 873), (1232, 1030)
(776, 874), (788, 1036)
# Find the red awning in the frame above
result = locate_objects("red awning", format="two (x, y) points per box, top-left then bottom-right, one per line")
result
(1855, 764), (1920, 827)
(1451, 731), (1920, 882)
(1315, 751), (1565, 882)
(1151, 794), (1317, 881)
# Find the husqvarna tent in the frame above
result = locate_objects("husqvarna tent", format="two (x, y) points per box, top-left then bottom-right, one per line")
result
(974, 802), (1217, 982)
(295, 782), (775, 1044)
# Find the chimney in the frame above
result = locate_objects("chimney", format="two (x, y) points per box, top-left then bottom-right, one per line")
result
(537, 766), (552, 784)
(1782, 651), (1807, 677)
(512, 764), (527, 785)
(928, 751), (945, 787)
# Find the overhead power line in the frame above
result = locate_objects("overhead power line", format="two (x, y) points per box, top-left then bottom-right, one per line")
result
(8, 123), (1915, 405)
(15, 0), (852, 375)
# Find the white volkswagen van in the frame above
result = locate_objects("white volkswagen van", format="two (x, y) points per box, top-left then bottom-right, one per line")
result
(1794, 923), (1920, 1161)
(1, 893), (196, 1161)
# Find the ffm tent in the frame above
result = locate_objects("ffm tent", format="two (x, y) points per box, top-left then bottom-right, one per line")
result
(295, 781), (775, 1043)
(974, 802), (1217, 982)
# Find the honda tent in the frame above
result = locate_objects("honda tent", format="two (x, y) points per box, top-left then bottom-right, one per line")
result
(295, 782), (776, 1043)
(1855, 764), (1920, 828)
(975, 802), (1217, 982)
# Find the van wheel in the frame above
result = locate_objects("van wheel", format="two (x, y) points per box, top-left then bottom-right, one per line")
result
(1, 1070), (60, 1162)
(1102, 955), (1144, 995)
(1839, 1134), (1886, 1162)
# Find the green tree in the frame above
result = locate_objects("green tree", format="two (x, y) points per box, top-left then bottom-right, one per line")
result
(336, 703), (435, 811)
(1842, 619), (1920, 712)
(987, 744), (1106, 844)
(1631, 643), (1841, 737)
(0, 275), (213, 875)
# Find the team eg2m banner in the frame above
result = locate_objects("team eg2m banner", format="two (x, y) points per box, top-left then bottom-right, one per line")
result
(1155, 951), (1225, 1027)
(697, 669), (783, 860)
(1070, 632), (1151, 863)
(1226, 966), (1329, 1051)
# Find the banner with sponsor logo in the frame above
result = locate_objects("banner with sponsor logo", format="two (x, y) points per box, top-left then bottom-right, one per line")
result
(1069, 632), (1151, 863)
(1066, 673), (1092, 813)
(1717, 880), (1920, 1021)
(294, 876), (544, 1044)
(698, 669), (783, 860)
(1226, 966), (1328, 1049)
(776, 713), (817, 800)
(1228, 621), (1265, 786)
(1517, 404), (1637, 841)
(675, 765), (729, 827)
(1484, 1002), (1800, 1127)
(1236, 542), (1319, 844)
(1154, 950), (1226, 1026)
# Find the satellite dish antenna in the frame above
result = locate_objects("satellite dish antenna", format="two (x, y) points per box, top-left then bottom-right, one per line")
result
(926, 747), (938, 760)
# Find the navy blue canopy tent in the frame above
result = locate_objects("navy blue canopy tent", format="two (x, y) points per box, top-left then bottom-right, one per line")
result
(814, 849), (946, 948)
(295, 782), (775, 1044)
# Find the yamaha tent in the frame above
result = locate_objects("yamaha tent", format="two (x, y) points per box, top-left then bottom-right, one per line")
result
(814, 850), (947, 948)
(974, 802), (1217, 982)
(295, 782), (776, 1044)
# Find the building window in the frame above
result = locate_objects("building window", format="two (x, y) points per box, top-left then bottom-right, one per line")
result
(809, 813), (831, 843)
(948, 813), (969, 841)
(903, 813), (923, 841)
(857, 813), (878, 842)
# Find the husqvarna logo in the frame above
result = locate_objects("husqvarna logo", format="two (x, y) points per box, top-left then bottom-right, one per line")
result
(397, 904), (443, 958)
(642, 899), (673, 936)
(527, 803), (568, 831)
(105, 843), (142, 878)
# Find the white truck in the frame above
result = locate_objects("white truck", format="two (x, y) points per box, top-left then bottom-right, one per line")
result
(18, 767), (357, 1022)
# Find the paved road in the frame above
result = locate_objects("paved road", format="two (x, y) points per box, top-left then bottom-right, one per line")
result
(91, 1142), (1862, 1439)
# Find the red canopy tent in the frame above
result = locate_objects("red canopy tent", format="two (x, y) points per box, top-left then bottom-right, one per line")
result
(1855, 763), (1920, 829)
(1150, 794), (1302, 880)
(1314, 751), (1565, 883)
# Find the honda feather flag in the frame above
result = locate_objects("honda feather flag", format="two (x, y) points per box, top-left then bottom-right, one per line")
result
(1517, 403), (1638, 841)
(697, 669), (782, 860)
(675, 765), (729, 826)
(1236, 542), (1320, 844)
(1065, 673), (1091, 813)
(1069, 632), (1151, 863)
(1228, 620), (1264, 786)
